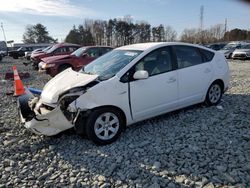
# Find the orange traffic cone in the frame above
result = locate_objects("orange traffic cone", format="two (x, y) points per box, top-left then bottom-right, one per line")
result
(13, 66), (25, 96)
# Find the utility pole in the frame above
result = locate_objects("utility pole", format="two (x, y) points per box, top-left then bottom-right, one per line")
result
(199, 5), (204, 44)
(224, 18), (227, 33)
(224, 18), (229, 41)
(1, 22), (7, 42)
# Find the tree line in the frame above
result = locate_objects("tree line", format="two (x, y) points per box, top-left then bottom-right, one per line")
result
(181, 25), (250, 44)
(23, 19), (250, 46)
(64, 18), (177, 47)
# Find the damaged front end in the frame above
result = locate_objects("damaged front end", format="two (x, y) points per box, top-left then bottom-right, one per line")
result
(18, 69), (99, 136)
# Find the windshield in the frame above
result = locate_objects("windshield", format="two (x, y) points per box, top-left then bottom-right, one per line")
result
(82, 49), (142, 80)
(241, 44), (250, 49)
(46, 45), (58, 53)
(42, 45), (53, 52)
(223, 45), (235, 50)
(71, 47), (86, 57)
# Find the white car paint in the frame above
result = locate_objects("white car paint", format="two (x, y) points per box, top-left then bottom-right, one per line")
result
(20, 42), (230, 136)
(41, 68), (98, 104)
(232, 48), (250, 59)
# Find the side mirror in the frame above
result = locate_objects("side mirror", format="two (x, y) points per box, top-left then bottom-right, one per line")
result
(133, 70), (149, 80)
(82, 53), (88, 57)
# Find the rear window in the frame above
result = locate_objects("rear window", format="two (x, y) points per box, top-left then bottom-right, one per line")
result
(173, 45), (203, 69)
(199, 48), (215, 62)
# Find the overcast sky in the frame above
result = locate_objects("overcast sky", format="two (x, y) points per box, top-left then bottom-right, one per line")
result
(0, 0), (250, 43)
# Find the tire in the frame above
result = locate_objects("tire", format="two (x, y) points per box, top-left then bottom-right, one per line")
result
(85, 108), (124, 145)
(58, 64), (71, 73)
(205, 82), (223, 106)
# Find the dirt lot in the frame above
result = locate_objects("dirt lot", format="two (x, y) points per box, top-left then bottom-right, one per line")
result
(0, 57), (250, 187)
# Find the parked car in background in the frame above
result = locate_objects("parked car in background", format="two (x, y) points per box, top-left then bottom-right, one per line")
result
(25, 47), (47, 60)
(218, 42), (245, 59)
(38, 46), (113, 77)
(232, 43), (250, 60)
(19, 42), (229, 145)
(206, 43), (226, 51)
(8, 46), (34, 59)
(30, 45), (53, 59)
(31, 43), (81, 69)
(0, 50), (7, 57)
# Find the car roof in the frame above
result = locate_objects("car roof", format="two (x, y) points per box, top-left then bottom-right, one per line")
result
(55, 43), (81, 47)
(83, 46), (114, 49)
(116, 42), (208, 51)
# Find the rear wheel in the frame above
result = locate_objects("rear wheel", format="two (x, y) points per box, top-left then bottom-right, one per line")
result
(85, 108), (124, 145)
(205, 82), (223, 106)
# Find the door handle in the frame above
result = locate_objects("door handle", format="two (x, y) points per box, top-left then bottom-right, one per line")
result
(167, 77), (176, 83)
(204, 68), (211, 73)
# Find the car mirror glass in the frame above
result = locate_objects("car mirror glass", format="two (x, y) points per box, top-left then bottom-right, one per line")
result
(133, 70), (149, 80)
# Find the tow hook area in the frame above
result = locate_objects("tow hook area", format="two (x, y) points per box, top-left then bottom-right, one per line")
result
(73, 109), (92, 135)
(73, 109), (81, 124)
(18, 93), (35, 122)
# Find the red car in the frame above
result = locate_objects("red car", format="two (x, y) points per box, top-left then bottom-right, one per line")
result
(38, 46), (113, 77)
(31, 43), (81, 69)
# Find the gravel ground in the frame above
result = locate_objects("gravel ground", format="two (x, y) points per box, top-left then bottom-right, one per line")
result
(0, 57), (250, 188)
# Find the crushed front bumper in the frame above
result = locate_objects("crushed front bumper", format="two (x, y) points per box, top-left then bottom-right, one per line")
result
(18, 93), (74, 136)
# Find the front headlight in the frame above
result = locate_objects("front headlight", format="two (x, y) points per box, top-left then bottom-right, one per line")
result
(42, 63), (55, 69)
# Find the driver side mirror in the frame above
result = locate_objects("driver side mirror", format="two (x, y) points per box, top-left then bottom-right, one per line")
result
(133, 70), (149, 80)
(82, 53), (88, 57)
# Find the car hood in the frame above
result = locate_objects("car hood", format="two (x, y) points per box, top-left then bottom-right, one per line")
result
(218, 49), (232, 54)
(31, 52), (47, 59)
(41, 55), (72, 63)
(41, 68), (98, 104)
(233, 49), (250, 53)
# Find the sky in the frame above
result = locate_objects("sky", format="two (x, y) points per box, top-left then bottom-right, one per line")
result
(0, 0), (250, 43)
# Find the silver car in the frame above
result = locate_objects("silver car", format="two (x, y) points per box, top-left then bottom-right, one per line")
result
(232, 44), (250, 60)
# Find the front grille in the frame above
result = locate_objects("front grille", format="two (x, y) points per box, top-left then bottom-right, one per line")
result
(233, 54), (246, 58)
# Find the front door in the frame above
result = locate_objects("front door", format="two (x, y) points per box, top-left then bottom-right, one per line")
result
(129, 47), (179, 121)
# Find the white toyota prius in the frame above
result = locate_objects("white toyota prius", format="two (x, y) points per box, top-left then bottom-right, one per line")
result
(18, 42), (229, 145)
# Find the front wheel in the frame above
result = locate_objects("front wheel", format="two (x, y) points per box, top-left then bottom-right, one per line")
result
(205, 82), (223, 106)
(85, 108), (124, 145)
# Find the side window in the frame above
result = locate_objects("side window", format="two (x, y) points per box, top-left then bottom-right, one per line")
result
(173, 45), (203, 69)
(68, 46), (78, 53)
(135, 47), (173, 76)
(100, 48), (112, 55)
(54, 47), (67, 54)
(86, 48), (100, 57)
(199, 48), (214, 62)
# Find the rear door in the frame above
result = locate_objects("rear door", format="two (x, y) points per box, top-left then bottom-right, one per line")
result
(172, 45), (213, 106)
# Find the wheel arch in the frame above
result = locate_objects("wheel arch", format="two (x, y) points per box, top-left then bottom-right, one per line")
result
(59, 63), (72, 69)
(211, 79), (225, 92)
(91, 105), (127, 130)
